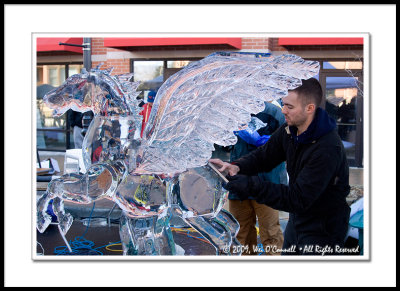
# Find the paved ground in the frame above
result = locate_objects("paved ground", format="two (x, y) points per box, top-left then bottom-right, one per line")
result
(36, 220), (217, 256)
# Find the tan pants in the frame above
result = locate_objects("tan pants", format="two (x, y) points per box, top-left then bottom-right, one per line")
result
(229, 199), (284, 256)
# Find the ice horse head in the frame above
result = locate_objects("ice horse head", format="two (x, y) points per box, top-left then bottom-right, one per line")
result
(43, 64), (142, 118)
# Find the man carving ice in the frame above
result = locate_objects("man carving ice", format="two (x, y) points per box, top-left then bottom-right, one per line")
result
(210, 78), (351, 255)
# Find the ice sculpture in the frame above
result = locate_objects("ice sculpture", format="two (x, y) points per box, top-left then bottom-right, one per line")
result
(36, 52), (319, 256)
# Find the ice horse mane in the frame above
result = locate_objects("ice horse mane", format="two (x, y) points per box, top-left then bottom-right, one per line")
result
(42, 63), (142, 118)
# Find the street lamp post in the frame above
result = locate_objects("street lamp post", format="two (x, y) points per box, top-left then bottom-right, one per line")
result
(80, 38), (94, 137)
(58, 39), (94, 139)
(82, 37), (92, 71)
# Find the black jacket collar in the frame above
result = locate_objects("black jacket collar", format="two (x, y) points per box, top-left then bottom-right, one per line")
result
(288, 107), (337, 145)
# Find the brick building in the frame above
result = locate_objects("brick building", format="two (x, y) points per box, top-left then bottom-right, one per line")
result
(36, 36), (365, 167)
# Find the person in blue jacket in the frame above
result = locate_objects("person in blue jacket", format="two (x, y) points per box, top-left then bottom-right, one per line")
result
(210, 78), (351, 255)
(228, 101), (287, 255)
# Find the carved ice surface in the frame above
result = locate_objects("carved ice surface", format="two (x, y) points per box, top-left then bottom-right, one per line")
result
(247, 116), (268, 133)
(43, 65), (142, 118)
(115, 174), (169, 218)
(119, 213), (175, 255)
(81, 115), (141, 172)
(136, 52), (319, 175)
(37, 52), (319, 256)
(177, 165), (227, 217)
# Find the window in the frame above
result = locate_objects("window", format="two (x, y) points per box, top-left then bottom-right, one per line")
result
(131, 58), (199, 101)
(317, 59), (364, 167)
(167, 60), (192, 68)
(37, 63), (84, 151)
(323, 61), (362, 70)
(133, 61), (164, 100)
(69, 64), (84, 76)
(325, 76), (360, 162)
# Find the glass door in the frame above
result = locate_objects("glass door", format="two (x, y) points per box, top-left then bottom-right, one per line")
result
(320, 72), (363, 167)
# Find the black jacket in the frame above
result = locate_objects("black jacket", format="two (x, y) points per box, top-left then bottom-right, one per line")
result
(234, 107), (350, 216)
(67, 110), (83, 128)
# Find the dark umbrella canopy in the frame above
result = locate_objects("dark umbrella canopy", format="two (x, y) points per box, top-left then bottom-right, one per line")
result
(140, 75), (163, 90)
(37, 84), (55, 99)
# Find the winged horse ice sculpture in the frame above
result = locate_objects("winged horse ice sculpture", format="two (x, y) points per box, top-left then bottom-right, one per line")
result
(36, 52), (319, 256)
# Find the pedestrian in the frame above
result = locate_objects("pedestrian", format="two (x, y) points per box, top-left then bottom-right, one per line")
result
(139, 90), (156, 138)
(67, 110), (84, 149)
(210, 78), (351, 256)
(228, 101), (287, 255)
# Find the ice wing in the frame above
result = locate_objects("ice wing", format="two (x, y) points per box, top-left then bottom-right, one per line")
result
(134, 52), (320, 175)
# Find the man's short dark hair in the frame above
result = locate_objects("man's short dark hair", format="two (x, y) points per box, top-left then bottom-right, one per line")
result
(290, 78), (323, 107)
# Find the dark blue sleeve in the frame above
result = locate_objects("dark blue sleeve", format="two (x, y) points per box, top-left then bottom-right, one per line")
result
(234, 125), (286, 175)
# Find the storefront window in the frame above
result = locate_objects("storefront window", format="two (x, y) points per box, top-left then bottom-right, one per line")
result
(68, 64), (84, 76)
(323, 61), (362, 70)
(37, 99), (66, 129)
(324, 76), (359, 161)
(133, 61), (164, 99)
(132, 59), (198, 101)
(317, 56), (363, 167)
(36, 128), (67, 151)
(134, 61), (163, 82)
(37, 65), (66, 87)
(37, 63), (83, 151)
(167, 60), (192, 68)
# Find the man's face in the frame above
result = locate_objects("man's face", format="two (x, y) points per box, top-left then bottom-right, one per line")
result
(281, 91), (308, 128)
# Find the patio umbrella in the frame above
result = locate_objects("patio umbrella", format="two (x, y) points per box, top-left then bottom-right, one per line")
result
(37, 84), (55, 99)
(140, 75), (163, 90)
(326, 77), (359, 89)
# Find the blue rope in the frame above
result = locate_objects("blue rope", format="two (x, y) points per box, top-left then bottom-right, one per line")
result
(54, 236), (103, 255)
(81, 202), (96, 238)
(54, 202), (119, 256)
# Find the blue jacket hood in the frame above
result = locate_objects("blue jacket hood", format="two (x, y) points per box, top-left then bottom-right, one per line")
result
(289, 107), (337, 144)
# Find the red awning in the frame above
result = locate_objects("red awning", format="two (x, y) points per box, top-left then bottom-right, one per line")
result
(37, 37), (84, 53)
(103, 37), (242, 49)
(278, 37), (364, 46)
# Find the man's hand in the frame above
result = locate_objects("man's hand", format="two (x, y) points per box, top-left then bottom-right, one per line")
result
(224, 174), (263, 201)
(224, 174), (251, 200)
(208, 158), (240, 176)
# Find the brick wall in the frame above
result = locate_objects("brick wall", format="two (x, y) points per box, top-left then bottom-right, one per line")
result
(88, 37), (362, 74)
(90, 37), (254, 74)
(240, 37), (290, 52)
(91, 38), (107, 55)
(91, 38), (131, 74)
(267, 38), (288, 52)
(241, 37), (271, 50)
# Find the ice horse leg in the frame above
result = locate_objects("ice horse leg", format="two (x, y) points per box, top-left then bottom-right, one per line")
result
(36, 162), (123, 235)
(171, 165), (241, 255)
(182, 215), (234, 255)
(215, 209), (242, 255)
(51, 197), (74, 235)
(119, 212), (176, 255)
